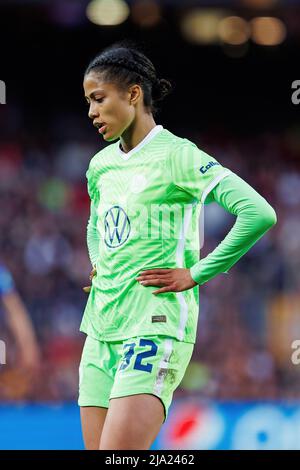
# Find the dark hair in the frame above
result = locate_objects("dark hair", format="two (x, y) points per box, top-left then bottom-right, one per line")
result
(84, 40), (173, 115)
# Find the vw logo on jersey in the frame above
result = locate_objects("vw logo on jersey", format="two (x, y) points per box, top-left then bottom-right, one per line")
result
(104, 205), (131, 248)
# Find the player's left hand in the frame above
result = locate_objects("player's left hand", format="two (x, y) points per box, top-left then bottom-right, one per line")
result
(136, 268), (197, 295)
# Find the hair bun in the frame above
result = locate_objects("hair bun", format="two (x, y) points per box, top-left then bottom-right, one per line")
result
(152, 78), (173, 102)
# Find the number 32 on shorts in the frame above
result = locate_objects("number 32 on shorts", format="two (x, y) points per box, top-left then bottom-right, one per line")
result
(119, 339), (158, 373)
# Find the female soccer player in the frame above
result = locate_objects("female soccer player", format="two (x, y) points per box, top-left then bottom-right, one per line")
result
(79, 42), (277, 450)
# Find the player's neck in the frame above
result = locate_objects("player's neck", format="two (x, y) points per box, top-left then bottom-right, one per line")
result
(120, 115), (157, 153)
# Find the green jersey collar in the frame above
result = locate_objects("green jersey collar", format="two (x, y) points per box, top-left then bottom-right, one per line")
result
(118, 125), (164, 160)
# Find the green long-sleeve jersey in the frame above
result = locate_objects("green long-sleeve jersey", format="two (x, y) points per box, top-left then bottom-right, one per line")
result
(80, 125), (276, 343)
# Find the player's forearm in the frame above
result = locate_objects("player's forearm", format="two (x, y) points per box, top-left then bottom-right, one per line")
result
(87, 200), (100, 267)
(190, 173), (277, 285)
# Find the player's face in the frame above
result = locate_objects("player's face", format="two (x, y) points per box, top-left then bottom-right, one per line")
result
(83, 72), (136, 142)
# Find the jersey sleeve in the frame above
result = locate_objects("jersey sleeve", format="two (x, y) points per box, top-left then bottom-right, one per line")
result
(189, 172), (277, 285)
(86, 157), (101, 266)
(86, 160), (100, 205)
(0, 265), (15, 296)
(168, 139), (232, 203)
(86, 200), (100, 267)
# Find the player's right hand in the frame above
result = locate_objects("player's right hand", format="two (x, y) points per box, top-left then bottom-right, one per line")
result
(83, 266), (97, 293)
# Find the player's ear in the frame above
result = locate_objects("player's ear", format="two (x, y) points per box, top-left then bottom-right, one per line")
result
(129, 84), (142, 106)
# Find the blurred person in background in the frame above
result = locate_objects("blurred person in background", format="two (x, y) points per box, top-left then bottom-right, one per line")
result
(0, 262), (41, 376)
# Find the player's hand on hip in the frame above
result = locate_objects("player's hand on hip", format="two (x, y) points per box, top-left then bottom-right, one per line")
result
(83, 265), (97, 293)
(135, 268), (197, 295)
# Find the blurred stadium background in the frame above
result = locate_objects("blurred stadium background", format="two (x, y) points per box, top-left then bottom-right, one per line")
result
(0, 0), (300, 450)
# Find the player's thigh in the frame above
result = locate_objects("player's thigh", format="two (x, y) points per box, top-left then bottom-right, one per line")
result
(99, 393), (164, 450)
(78, 336), (119, 449)
(80, 406), (108, 450)
(100, 335), (194, 449)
